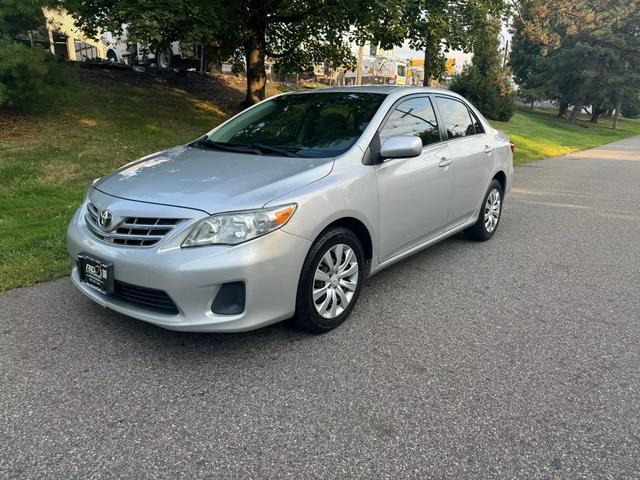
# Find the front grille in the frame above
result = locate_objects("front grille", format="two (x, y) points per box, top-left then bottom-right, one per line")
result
(113, 280), (179, 315)
(85, 202), (183, 247)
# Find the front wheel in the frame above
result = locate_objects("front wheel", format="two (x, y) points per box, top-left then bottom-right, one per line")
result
(294, 227), (365, 333)
(464, 179), (503, 241)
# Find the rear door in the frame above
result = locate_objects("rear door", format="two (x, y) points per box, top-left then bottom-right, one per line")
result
(375, 95), (453, 262)
(434, 96), (494, 229)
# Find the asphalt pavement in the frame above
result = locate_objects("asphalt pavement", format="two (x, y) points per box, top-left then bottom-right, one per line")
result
(1, 136), (639, 479)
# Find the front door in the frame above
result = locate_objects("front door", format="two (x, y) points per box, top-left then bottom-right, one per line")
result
(375, 96), (453, 262)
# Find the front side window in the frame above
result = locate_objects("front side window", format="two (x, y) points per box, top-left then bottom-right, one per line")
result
(436, 97), (476, 139)
(379, 96), (440, 147)
(204, 92), (386, 158)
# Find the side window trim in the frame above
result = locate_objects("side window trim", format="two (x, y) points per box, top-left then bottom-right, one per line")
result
(468, 108), (485, 134)
(434, 95), (482, 141)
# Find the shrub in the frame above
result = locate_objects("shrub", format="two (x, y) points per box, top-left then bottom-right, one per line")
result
(621, 91), (640, 119)
(0, 39), (68, 112)
(450, 65), (516, 122)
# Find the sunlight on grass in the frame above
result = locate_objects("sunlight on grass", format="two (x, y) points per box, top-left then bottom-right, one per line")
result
(0, 67), (224, 291)
(492, 111), (640, 164)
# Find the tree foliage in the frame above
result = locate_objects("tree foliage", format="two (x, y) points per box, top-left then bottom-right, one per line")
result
(67, 0), (512, 103)
(396, 0), (507, 84)
(510, 0), (640, 126)
(67, 0), (404, 105)
(451, 18), (515, 120)
(0, 38), (68, 112)
(0, 0), (68, 113)
(0, 0), (49, 38)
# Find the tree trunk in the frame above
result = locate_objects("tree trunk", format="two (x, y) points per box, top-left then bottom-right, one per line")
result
(243, 31), (266, 106)
(612, 99), (623, 129)
(557, 101), (569, 118)
(568, 100), (584, 125)
(590, 103), (602, 123)
(422, 48), (432, 87)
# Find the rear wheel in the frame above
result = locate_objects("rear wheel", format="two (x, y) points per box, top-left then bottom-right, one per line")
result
(294, 227), (364, 333)
(464, 179), (503, 241)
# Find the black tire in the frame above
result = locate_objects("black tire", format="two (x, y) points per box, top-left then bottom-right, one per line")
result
(294, 227), (365, 333)
(106, 50), (118, 63)
(156, 49), (173, 69)
(464, 179), (503, 241)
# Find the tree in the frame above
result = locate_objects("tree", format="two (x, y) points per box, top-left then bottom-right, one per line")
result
(67, 0), (401, 105)
(510, 0), (640, 126)
(400, 0), (506, 85)
(450, 17), (515, 120)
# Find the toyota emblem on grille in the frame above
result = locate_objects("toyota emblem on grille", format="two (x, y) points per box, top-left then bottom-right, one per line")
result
(98, 209), (113, 230)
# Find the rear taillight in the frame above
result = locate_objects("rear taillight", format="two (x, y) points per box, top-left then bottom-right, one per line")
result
(509, 142), (516, 153)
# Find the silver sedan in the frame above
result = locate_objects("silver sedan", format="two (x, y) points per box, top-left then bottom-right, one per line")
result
(67, 86), (514, 333)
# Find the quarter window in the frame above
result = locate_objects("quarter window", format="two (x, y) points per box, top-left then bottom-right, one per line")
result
(379, 97), (440, 147)
(470, 110), (485, 134)
(436, 97), (477, 139)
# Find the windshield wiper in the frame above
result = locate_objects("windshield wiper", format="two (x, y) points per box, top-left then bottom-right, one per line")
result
(247, 143), (301, 157)
(193, 139), (260, 154)
(193, 139), (301, 157)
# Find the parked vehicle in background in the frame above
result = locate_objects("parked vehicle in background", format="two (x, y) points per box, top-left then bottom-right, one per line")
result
(394, 63), (407, 85)
(67, 86), (514, 333)
(102, 29), (203, 70)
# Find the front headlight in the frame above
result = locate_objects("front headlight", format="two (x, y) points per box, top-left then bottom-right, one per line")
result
(182, 204), (297, 247)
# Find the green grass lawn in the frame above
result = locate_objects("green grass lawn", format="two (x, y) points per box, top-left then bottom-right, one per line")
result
(492, 109), (640, 164)
(1, 69), (640, 291)
(0, 68), (225, 291)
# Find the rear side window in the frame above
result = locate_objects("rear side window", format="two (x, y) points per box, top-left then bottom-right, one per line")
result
(379, 96), (440, 147)
(436, 96), (477, 139)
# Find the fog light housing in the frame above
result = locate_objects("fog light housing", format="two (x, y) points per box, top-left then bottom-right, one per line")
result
(212, 282), (245, 315)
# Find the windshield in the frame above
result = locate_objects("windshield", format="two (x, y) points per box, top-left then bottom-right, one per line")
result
(202, 92), (386, 158)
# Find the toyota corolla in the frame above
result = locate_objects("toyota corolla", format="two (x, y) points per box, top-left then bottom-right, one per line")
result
(67, 86), (514, 333)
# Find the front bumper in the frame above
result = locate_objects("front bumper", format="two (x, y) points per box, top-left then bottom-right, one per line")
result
(67, 200), (311, 332)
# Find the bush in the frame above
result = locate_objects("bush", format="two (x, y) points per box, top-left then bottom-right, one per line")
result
(0, 39), (68, 112)
(450, 66), (516, 122)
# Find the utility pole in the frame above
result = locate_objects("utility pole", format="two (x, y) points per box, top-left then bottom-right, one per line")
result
(356, 44), (364, 85)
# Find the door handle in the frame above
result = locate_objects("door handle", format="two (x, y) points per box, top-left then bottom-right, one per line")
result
(484, 145), (494, 154)
(438, 157), (452, 168)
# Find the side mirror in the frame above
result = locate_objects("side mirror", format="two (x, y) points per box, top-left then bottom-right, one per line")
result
(379, 135), (422, 160)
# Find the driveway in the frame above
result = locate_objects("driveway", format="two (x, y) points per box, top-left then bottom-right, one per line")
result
(1, 136), (639, 479)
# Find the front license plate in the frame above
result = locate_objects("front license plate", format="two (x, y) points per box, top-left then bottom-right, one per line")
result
(78, 254), (114, 294)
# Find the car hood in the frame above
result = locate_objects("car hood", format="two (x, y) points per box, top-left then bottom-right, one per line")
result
(94, 146), (334, 214)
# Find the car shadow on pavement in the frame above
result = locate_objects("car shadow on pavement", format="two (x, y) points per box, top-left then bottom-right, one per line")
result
(72, 232), (471, 362)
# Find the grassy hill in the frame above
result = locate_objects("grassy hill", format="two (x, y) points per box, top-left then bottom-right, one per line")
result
(1, 66), (639, 291)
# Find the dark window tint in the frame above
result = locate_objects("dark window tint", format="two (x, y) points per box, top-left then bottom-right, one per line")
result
(436, 97), (476, 139)
(379, 97), (440, 147)
(208, 92), (385, 158)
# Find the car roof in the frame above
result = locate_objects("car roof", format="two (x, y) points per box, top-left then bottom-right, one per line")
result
(282, 85), (465, 100)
